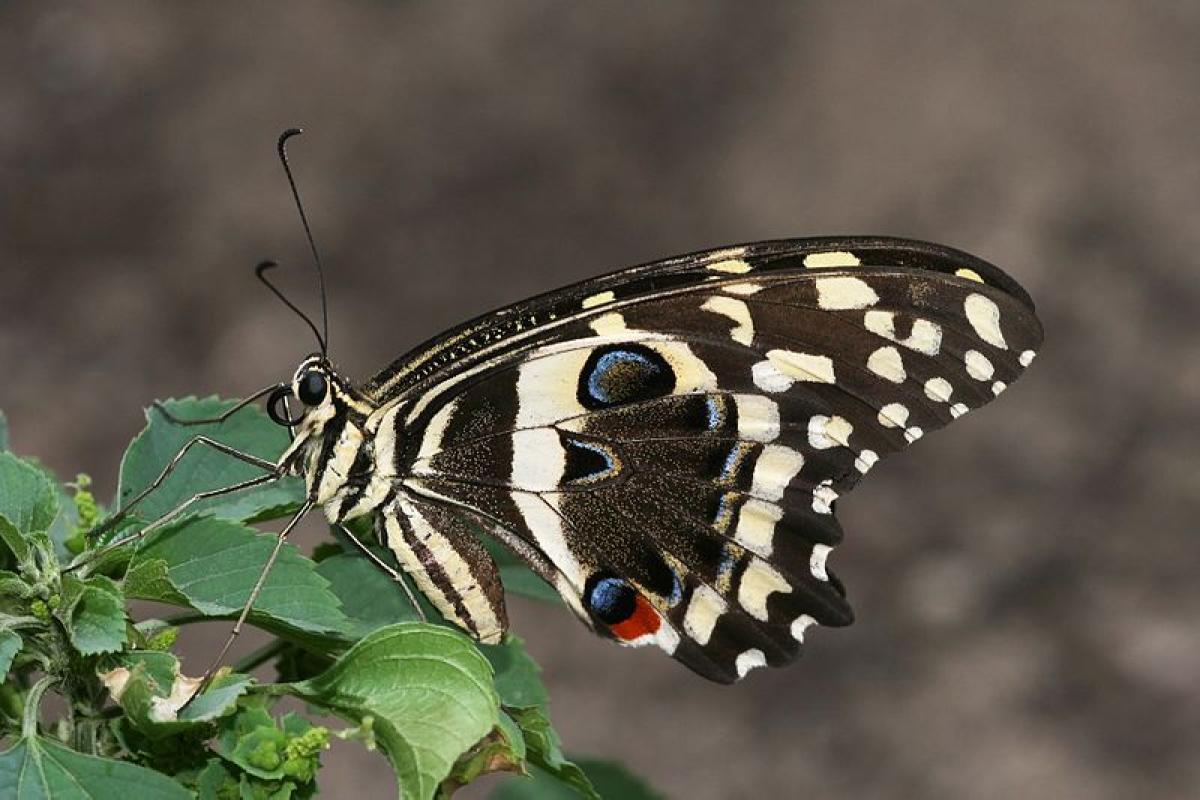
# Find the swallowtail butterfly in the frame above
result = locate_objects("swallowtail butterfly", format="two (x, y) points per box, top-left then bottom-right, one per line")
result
(93, 131), (1043, 684)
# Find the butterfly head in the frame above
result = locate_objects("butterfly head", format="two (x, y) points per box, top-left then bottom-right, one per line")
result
(271, 355), (374, 478)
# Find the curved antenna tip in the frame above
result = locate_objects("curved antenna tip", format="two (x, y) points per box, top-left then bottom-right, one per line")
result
(278, 127), (304, 146)
(255, 259), (279, 275)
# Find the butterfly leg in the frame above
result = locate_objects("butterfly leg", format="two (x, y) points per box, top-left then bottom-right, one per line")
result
(68, 436), (281, 571)
(332, 523), (427, 622)
(148, 384), (284, 426)
(193, 499), (314, 694)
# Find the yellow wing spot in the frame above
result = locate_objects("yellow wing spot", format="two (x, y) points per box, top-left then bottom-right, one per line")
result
(700, 296), (755, 346)
(804, 251), (862, 269)
(589, 312), (628, 336)
(582, 290), (615, 309)
(708, 258), (752, 274)
(955, 268), (985, 283)
(738, 559), (792, 622)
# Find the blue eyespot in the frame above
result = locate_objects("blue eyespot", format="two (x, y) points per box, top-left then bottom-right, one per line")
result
(577, 344), (675, 409)
(585, 573), (637, 624)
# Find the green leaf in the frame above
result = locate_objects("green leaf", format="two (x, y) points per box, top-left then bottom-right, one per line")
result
(0, 734), (191, 799)
(100, 650), (251, 739)
(506, 706), (598, 800)
(0, 452), (58, 535)
(492, 758), (663, 800)
(482, 635), (548, 710)
(195, 759), (239, 799)
(115, 397), (303, 526)
(314, 552), (424, 639)
(285, 624), (499, 800)
(0, 517), (29, 568)
(183, 673), (255, 723)
(58, 574), (127, 655)
(0, 629), (21, 675)
(126, 516), (349, 639)
(482, 636), (595, 798)
(0, 569), (30, 599)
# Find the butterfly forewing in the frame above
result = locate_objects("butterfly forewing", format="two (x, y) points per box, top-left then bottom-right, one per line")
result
(366, 237), (1042, 682)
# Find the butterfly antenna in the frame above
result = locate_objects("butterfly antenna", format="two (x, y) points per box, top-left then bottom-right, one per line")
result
(256, 260), (326, 352)
(277, 127), (330, 355)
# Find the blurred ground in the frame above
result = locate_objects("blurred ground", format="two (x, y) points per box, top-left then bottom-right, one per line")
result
(2, 3), (1198, 798)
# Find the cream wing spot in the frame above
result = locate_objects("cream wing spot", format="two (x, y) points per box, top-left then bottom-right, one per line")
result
(878, 402), (910, 428)
(867, 346), (906, 383)
(750, 445), (805, 502)
(791, 614), (818, 643)
(964, 349), (995, 381)
(758, 349), (837, 389)
(738, 559), (792, 621)
(682, 585), (727, 646)
(581, 290), (615, 309)
(863, 310), (896, 338)
(589, 312), (628, 337)
(808, 414), (853, 449)
(734, 499), (782, 556)
(510, 429), (568, 490)
(905, 319), (944, 355)
(923, 377), (954, 403)
(864, 311), (942, 355)
(735, 649), (768, 679)
(816, 276), (879, 310)
(812, 481), (839, 514)
(752, 360), (793, 393)
(1019, 350), (1037, 367)
(854, 449), (879, 474)
(810, 544), (832, 581)
(950, 403), (969, 419)
(723, 282), (764, 296)
(956, 268), (985, 283)
(992, 381), (1007, 396)
(701, 295), (755, 346)
(904, 427), (924, 444)
(734, 394), (781, 442)
(415, 398), (459, 464)
(804, 251), (862, 269)
(964, 293), (1008, 349)
(514, 351), (590, 427)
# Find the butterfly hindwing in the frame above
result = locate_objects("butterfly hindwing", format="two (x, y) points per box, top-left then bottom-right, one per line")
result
(371, 237), (1042, 681)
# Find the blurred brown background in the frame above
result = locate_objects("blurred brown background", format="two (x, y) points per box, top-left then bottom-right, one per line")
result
(2, 3), (1198, 798)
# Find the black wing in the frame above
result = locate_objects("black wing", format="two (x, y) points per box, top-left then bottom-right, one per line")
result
(370, 237), (1042, 682)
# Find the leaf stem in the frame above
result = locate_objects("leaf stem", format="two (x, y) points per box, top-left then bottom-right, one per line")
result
(162, 611), (234, 626)
(22, 675), (56, 739)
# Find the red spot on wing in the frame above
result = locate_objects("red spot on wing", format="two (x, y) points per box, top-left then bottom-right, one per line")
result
(609, 594), (661, 641)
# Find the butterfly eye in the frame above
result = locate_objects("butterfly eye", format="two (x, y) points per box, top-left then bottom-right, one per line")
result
(298, 371), (328, 406)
